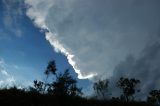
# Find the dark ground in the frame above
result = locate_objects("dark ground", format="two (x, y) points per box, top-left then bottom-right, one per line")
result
(0, 88), (153, 106)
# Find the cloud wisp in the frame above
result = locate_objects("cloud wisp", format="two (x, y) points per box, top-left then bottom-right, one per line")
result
(2, 0), (25, 37)
(0, 59), (15, 87)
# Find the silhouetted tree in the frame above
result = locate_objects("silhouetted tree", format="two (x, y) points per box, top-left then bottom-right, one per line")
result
(45, 60), (57, 76)
(44, 60), (57, 92)
(117, 77), (140, 102)
(47, 69), (82, 97)
(93, 79), (109, 99)
(147, 90), (160, 105)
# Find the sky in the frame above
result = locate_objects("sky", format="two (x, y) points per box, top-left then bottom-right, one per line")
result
(1, 0), (160, 98)
(0, 0), (91, 91)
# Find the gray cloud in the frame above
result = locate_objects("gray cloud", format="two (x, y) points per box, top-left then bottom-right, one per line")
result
(109, 41), (160, 99)
(25, 0), (160, 97)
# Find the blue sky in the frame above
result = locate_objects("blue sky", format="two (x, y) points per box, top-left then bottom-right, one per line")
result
(0, 0), (91, 91)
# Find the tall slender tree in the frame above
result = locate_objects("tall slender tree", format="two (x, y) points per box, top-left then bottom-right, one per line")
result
(44, 60), (57, 92)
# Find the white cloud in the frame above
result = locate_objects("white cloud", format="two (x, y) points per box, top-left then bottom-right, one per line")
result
(45, 32), (97, 79)
(0, 59), (16, 87)
(0, 77), (15, 88)
(0, 59), (38, 88)
(25, 0), (53, 29)
(1, 69), (9, 76)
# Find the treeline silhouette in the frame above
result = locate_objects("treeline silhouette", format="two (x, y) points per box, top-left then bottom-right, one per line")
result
(0, 60), (159, 106)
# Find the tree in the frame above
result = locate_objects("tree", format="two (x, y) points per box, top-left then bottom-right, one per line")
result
(93, 79), (109, 99)
(117, 77), (140, 102)
(47, 69), (82, 97)
(45, 60), (57, 76)
(147, 90), (160, 105)
(31, 60), (82, 97)
(44, 60), (57, 92)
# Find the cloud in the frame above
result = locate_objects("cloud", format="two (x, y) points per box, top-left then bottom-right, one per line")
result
(1, 69), (9, 76)
(109, 41), (160, 99)
(25, 0), (160, 79)
(2, 0), (24, 37)
(25, 0), (98, 79)
(0, 59), (15, 87)
(0, 58), (37, 88)
(45, 32), (97, 79)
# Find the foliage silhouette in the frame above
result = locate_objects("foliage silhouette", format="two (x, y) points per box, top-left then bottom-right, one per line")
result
(47, 69), (82, 96)
(32, 60), (82, 97)
(0, 86), (152, 106)
(93, 79), (109, 99)
(44, 60), (57, 92)
(147, 89), (160, 105)
(0, 60), (157, 106)
(117, 77), (140, 102)
(45, 60), (57, 75)
(30, 80), (45, 93)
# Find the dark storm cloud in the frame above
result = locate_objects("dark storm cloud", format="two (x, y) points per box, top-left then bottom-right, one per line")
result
(110, 41), (160, 99)
(25, 0), (160, 96)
